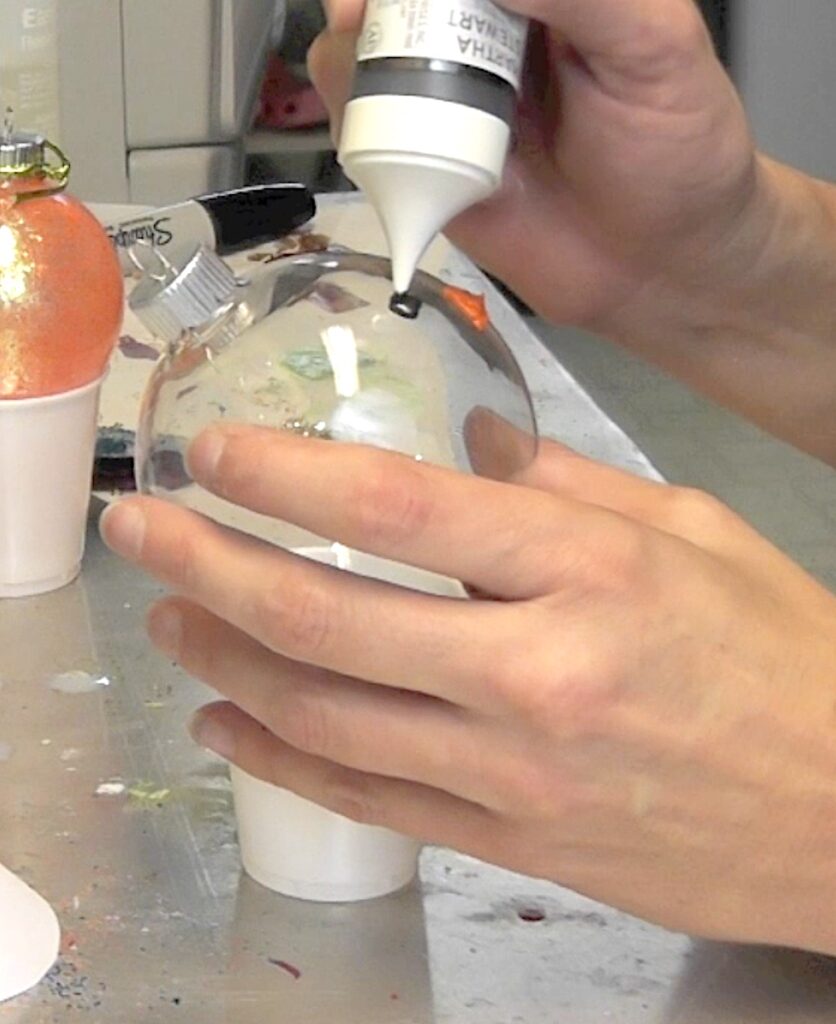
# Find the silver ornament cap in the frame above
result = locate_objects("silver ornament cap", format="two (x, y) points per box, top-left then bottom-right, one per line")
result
(130, 246), (239, 344)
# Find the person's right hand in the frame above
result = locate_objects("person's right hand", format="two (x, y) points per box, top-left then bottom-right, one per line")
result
(310, 0), (758, 331)
(310, 2), (836, 465)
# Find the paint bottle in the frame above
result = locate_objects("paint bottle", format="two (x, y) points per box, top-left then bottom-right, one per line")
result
(339, 0), (529, 296)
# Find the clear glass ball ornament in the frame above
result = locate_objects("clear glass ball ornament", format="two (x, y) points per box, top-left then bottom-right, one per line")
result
(133, 249), (538, 556)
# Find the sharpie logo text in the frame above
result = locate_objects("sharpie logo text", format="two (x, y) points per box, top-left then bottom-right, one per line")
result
(107, 216), (175, 251)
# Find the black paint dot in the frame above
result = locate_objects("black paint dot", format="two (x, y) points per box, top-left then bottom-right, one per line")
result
(389, 291), (421, 319)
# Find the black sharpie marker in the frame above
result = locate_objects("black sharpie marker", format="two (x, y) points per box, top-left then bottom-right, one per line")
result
(101, 183), (317, 275)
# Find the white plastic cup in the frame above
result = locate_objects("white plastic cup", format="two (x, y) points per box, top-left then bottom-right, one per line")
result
(231, 545), (465, 902)
(0, 377), (102, 599)
(0, 863), (60, 1003)
(231, 767), (421, 902)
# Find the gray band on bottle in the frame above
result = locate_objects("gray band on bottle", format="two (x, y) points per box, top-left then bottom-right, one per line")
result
(351, 58), (515, 124)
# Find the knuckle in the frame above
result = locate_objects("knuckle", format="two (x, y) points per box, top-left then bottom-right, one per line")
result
(626, 5), (709, 69)
(257, 577), (335, 659)
(350, 460), (434, 547)
(663, 486), (735, 536)
(666, 6), (711, 59)
(510, 646), (624, 735)
(583, 525), (647, 596)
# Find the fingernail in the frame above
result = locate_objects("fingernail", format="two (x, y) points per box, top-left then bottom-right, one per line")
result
(99, 501), (146, 560)
(147, 603), (182, 659)
(186, 428), (226, 483)
(190, 712), (236, 761)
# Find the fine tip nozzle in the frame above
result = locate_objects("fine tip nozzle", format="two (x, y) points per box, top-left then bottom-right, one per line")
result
(390, 239), (427, 299)
(343, 162), (469, 300)
(388, 292), (421, 319)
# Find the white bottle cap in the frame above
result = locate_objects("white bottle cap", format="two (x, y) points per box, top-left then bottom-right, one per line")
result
(230, 546), (466, 902)
(339, 94), (510, 293)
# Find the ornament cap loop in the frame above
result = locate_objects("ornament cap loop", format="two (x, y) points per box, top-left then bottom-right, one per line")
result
(0, 114), (71, 199)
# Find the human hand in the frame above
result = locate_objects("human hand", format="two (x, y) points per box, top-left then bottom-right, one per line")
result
(310, 2), (836, 464)
(310, 0), (757, 331)
(101, 423), (836, 953)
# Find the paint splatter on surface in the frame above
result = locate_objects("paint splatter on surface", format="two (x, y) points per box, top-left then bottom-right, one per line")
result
(283, 349), (376, 382)
(96, 425), (133, 459)
(306, 282), (369, 314)
(517, 907), (546, 923)
(48, 671), (110, 695)
(127, 781), (172, 808)
(246, 230), (330, 263)
(442, 286), (489, 331)
(43, 959), (105, 1011)
(94, 781), (126, 797)
(118, 335), (159, 361)
(148, 448), (191, 491)
(268, 958), (301, 980)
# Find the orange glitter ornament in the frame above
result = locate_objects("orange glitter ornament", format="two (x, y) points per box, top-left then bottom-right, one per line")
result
(0, 130), (123, 399)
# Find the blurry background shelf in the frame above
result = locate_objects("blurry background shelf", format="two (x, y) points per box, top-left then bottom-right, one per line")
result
(247, 125), (333, 156)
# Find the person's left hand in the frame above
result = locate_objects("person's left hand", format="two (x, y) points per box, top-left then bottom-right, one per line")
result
(100, 423), (836, 953)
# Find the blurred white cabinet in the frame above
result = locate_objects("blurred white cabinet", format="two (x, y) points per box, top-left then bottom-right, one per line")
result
(57, 0), (281, 203)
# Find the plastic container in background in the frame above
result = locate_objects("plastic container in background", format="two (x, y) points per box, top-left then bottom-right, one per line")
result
(0, 863), (60, 1004)
(0, 129), (122, 598)
(231, 545), (465, 902)
(0, 376), (101, 597)
(0, 1), (61, 142)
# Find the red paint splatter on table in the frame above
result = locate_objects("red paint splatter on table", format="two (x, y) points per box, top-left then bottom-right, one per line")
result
(118, 335), (160, 361)
(268, 958), (302, 980)
(517, 907), (546, 923)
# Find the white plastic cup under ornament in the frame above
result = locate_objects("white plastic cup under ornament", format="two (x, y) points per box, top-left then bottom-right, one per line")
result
(230, 545), (465, 902)
(0, 376), (103, 598)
